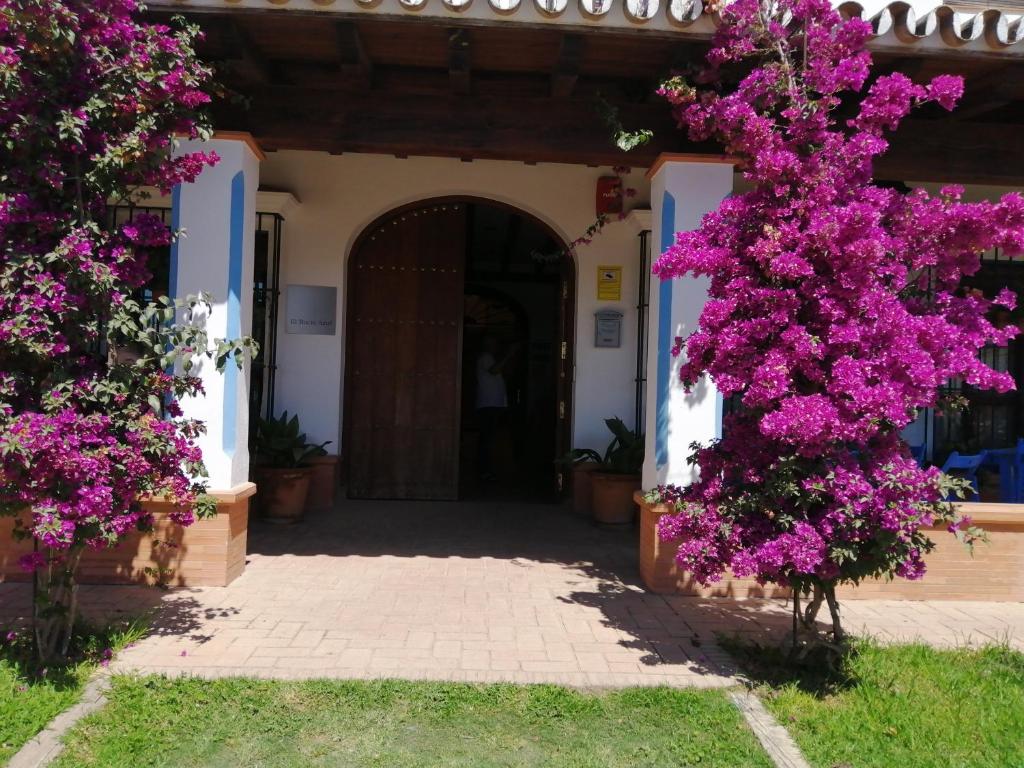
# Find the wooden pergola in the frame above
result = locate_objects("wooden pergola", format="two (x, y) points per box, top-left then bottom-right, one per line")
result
(149, 6), (1024, 184)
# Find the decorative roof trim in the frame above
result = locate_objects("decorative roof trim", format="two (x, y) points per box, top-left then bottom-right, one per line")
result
(151, 0), (1024, 55)
(120, 187), (300, 215)
(213, 130), (267, 162)
(840, 1), (1024, 48)
(646, 152), (736, 180)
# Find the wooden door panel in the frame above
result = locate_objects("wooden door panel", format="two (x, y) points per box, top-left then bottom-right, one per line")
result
(347, 202), (466, 499)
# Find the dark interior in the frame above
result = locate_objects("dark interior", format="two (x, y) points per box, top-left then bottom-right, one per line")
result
(460, 202), (565, 501)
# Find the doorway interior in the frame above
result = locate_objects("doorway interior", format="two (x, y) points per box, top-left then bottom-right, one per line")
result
(344, 198), (574, 502)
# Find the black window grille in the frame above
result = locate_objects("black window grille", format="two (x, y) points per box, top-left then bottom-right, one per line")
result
(107, 202), (284, 446)
(635, 228), (651, 434)
(932, 247), (1023, 464)
(251, 212), (283, 435)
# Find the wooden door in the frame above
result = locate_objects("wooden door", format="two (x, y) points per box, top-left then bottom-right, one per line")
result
(346, 202), (467, 499)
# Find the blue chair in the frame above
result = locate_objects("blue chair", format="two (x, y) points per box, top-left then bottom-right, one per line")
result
(1014, 439), (1024, 503)
(980, 441), (1023, 503)
(909, 444), (926, 467)
(940, 451), (986, 501)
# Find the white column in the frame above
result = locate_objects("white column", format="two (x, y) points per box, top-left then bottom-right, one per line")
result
(642, 155), (733, 489)
(170, 134), (262, 489)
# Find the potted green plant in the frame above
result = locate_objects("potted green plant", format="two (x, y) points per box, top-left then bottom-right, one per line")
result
(252, 411), (331, 524)
(564, 417), (644, 525)
(567, 458), (600, 516)
(559, 441), (600, 516)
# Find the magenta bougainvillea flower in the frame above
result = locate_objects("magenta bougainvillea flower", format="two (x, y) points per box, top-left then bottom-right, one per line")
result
(0, 1), (250, 661)
(650, 0), (1024, 634)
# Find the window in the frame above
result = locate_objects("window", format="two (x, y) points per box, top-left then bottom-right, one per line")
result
(107, 203), (285, 446)
(932, 248), (1024, 464)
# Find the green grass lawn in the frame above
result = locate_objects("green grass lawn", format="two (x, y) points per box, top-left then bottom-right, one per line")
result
(0, 619), (146, 764)
(734, 640), (1024, 768)
(53, 678), (773, 768)
(0, 652), (91, 763)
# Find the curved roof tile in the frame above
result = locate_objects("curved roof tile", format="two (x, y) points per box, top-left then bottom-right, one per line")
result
(152, 0), (1024, 54)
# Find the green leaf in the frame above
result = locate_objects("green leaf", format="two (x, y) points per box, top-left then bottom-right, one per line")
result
(615, 129), (653, 152)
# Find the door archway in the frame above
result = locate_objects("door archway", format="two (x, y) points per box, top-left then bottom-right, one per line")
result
(343, 197), (575, 500)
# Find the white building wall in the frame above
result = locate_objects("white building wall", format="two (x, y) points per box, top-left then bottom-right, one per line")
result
(642, 159), (733, 490)
(172, 137), (261, 489)
(258, 151), (650, 454)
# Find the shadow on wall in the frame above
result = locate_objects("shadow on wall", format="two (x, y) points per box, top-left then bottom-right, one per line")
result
(80, 520), (190, 588)
(682, 374), (713, 409)
(0, 512), (192, 588)
(672, 575), (791, 600)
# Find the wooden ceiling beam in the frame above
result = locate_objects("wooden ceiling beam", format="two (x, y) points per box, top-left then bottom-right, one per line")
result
(335, 21), (373, 88)
(448, 29), (472, 96)
(871, 55), (931, 83)
(950, 65), (1024, 122)
(215, 88), (679, 166)
(551, 34), (584, 99)
(223, 19), (287, 86)
(209, 85), (1024, 185)
(874, 118), (1024, 185)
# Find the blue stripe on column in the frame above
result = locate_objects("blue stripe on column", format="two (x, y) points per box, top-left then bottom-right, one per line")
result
(654, 191), (676, 469)
(223, 170), (245, 455)
(168, 185), (181, 300)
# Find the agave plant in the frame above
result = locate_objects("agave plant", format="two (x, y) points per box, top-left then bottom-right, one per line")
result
(254, 411), (331, 468)
(563, 417), (644, 475)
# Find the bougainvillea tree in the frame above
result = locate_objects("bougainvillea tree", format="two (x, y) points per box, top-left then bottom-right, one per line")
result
(651, 0), (1024, 646)
(0, 1), (252, 662)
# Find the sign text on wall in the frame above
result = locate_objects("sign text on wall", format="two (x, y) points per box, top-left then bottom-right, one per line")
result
(286, 284), (337, 335)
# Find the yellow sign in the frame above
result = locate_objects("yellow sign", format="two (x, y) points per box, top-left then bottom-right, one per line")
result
(597, 265), (622, 301)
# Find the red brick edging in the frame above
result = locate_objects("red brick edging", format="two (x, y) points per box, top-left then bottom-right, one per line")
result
(0, 483), (255, 588)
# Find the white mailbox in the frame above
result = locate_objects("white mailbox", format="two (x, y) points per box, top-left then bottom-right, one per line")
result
(594, 309), (623, 348)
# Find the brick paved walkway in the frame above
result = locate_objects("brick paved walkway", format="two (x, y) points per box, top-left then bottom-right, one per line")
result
(1, 499), (1021, 687)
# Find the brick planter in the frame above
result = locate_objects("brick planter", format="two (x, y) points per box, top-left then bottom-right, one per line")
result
(0, 483), (255, 588)
(636, 492), (1024, 601)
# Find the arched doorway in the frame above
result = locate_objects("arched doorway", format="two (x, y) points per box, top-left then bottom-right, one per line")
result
(344, 198), (575, 500)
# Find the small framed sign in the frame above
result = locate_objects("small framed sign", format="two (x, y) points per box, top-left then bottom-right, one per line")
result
(595, 309), (623, 348)
(286, 284), (337, 335)
(597, 265), (622, 301)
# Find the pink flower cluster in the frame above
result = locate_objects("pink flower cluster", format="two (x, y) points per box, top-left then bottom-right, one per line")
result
(1, 376), (209, 569)
(652, 0), (1024, 590)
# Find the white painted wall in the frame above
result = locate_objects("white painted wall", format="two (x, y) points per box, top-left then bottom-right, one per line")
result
(173, 138), (260, 489)
(258, 151), (650, 455)
(641, 160), (733, 490)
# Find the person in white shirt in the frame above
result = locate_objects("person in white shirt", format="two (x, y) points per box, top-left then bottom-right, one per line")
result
(476, 335), (517, 481)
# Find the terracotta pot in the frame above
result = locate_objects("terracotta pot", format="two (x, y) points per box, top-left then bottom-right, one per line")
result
(253, 466), (312, 524)
(306, 454), (340, 511)
(591, 472), (641, 525)
(570, 461), (600, 516)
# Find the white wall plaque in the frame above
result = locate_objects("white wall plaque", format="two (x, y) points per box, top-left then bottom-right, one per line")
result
(286, 284), (337, 335)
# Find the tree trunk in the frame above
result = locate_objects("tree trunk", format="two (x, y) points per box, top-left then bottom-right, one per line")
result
(791, 580), (847, 653)
(32, 546), (84, 665)
(824, 582), (845, 644)
(802, 583), (825, 630)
